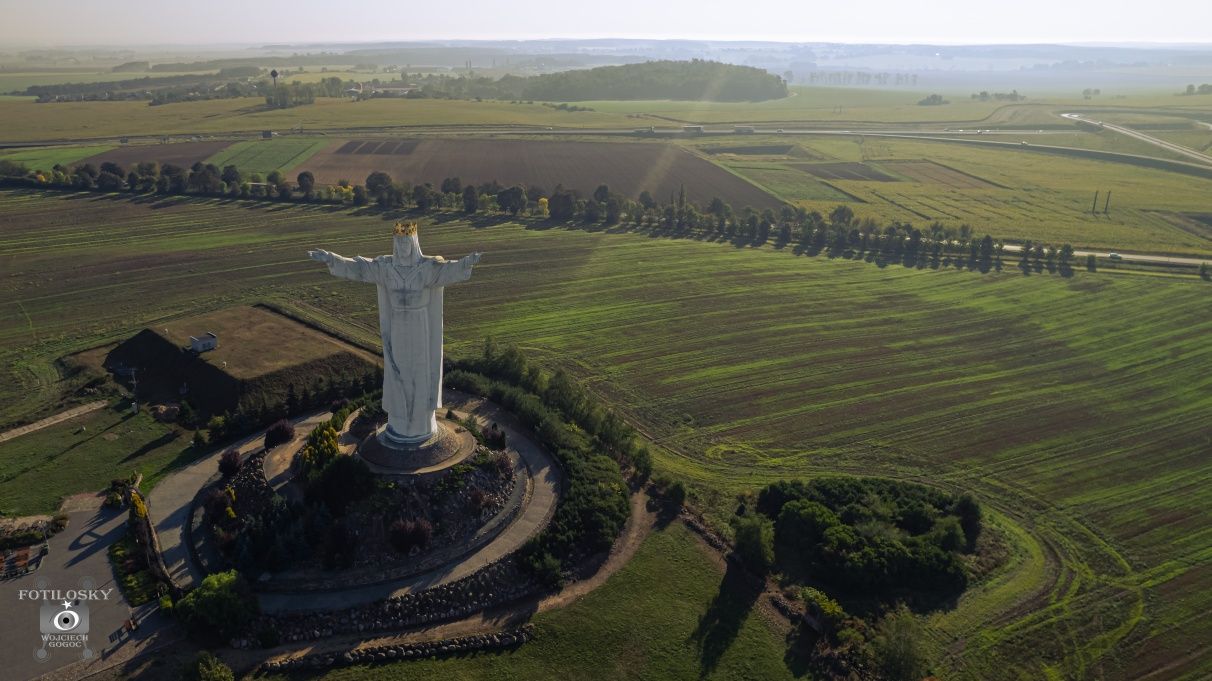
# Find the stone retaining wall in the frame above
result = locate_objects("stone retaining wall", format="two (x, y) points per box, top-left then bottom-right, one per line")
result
(240, 557), (539, 647)
(259, 624), (536, 673)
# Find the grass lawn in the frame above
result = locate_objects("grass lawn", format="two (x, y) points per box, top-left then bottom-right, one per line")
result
(0, 144), (115, 171)
(255, 522), (796, 681)
(0, 402), (189, 516)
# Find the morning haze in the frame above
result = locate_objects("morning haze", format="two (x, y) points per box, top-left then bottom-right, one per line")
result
(3, 0), (1211, 45)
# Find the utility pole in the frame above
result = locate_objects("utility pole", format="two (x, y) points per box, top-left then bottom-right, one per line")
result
(130, 368), (138, 414)
(1103, 190), (1111, 214)
(1092, 190), (1100, 215)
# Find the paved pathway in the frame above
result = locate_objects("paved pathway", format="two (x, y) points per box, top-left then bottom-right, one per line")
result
(258, 396), (560, 613)
(0, 494), (172, 681)
(147, 411), (332, 589)
(0, 401), (109, 444)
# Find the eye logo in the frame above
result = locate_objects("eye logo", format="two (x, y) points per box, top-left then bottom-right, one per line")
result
(38, 598), (90, 636)
(53, 605), (80, 632)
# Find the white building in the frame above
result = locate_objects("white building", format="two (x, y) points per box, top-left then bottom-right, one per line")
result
(189, 332), (218, 353)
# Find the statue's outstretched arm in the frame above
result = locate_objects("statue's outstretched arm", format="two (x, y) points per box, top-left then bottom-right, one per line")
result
(309, 249), (376, 283)
(432, 252), (482, 286)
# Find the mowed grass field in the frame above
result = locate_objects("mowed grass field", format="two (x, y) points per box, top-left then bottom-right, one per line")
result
(205, 138), (333, 176)
(0, 144), (115, 170)
(708, 135), (1212, 255)
(0, 191), (1209, 678)
(0, 403), (186, 516)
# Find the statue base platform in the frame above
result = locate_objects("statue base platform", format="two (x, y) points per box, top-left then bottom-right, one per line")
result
(355, 419), (476, 474)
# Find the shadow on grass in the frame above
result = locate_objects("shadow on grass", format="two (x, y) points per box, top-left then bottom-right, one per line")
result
(121, 430), (182, 462)
(649, 497), (678, 530)
(690, 559), (764, 678)
(782, 624), (820, 678)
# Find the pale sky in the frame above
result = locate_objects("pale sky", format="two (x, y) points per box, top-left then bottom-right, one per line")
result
(1, 0), (1209, 47)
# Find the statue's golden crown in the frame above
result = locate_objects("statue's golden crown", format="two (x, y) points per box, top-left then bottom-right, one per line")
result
(393, 222), (418, 236)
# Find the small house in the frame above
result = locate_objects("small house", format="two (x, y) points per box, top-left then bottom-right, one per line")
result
(189, 332), (218, 353)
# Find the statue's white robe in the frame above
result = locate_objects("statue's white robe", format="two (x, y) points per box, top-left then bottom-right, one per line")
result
(325, 252), (475, 441)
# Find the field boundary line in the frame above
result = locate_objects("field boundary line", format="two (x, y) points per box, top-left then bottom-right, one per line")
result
(0, 400), (108, 444)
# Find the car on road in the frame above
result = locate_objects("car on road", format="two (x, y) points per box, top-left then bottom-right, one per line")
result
(1108, 252), (1123, 261)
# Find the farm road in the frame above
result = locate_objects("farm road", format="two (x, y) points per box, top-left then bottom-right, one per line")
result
(1061, 112), (1212, 166)
(999, 243), (1210, 267)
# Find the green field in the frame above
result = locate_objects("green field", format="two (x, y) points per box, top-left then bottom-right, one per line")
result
(0, 97), (636, 142)
(0, 144), (115, 170)
(0, 190), (1209, 678)
(1, 86), (1211, 145)
(257, 523), (794, 681)
(711, 136), (1212, 255)
(204, 138), (331, 176)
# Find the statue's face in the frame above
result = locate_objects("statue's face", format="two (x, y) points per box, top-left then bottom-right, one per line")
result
(393, 235), (415, 262)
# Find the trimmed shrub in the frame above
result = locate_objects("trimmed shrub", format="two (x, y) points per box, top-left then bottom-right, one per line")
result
(264, 419), (295, 449)
(218, 448), (242, 478)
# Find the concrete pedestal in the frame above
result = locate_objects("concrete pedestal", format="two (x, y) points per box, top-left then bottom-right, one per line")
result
(355, 419), (474, 474)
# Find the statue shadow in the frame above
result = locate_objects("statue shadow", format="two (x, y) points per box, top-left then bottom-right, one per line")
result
(690, 559), (764, 677)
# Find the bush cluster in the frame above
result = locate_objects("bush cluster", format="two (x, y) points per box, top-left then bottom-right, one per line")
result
(175, 570), (259, 642)
(388, 518), (433, 554)
(757, 477), (981, 599)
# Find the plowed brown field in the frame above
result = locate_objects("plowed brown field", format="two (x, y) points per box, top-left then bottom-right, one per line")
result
(305, 139), (783, 208)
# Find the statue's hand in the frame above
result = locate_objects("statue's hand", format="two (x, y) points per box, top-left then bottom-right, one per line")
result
(466, 252), (482, 266)
(308, 249), (333, 264)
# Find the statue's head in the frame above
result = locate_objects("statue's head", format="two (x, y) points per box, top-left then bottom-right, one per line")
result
(392, 222), (423, 265)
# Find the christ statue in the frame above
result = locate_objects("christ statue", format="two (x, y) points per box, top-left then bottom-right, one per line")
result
(309, 223), (481, 445)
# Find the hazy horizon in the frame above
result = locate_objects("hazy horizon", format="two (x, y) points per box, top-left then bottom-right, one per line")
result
(3, 0), (1211, 49)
